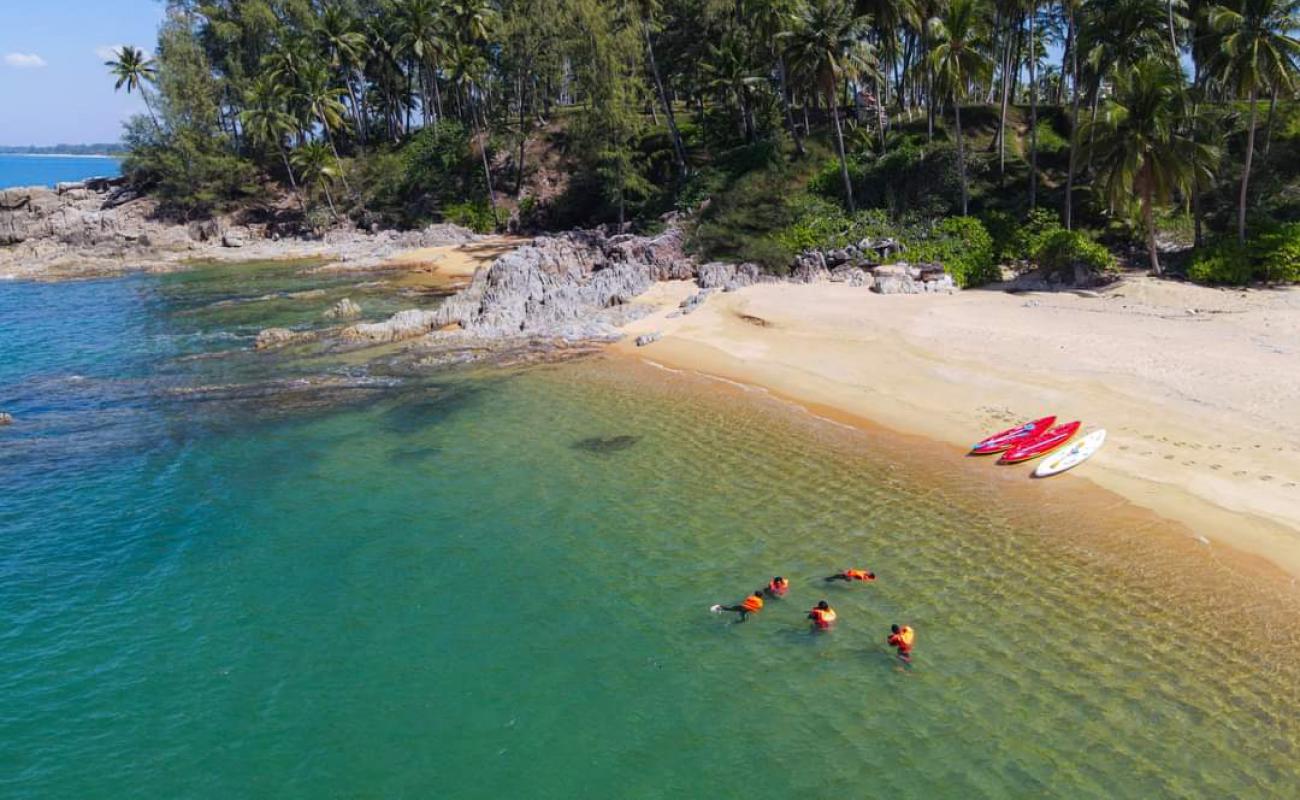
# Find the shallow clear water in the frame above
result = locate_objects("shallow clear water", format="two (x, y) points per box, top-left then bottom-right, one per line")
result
(0, 154), (121, 189)
(3, 267), (1300, 798)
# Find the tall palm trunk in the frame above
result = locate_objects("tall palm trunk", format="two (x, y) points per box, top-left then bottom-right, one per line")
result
(997, 15), (1014, 176)
(1238, 86), (1258, 244)
(1064, 4), (1080, 229)
(828, 86), (856, 212)
(644, 24), (687, 174)
(955, 100), (969, 215)
(1028, 1), (1038, 207)
(279, 142), (307, 214)
(317, 108), (353, 196)
(1264, 86), (1278, 158)
(472, 89), (499, 228)
(1142, 170), (1161, 274)
(778, 55), (806, 156)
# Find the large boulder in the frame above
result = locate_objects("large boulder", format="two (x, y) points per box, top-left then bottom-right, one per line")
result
(324, 298), (362, 320)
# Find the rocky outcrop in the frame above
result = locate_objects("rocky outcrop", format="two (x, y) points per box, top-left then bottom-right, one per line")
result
(343, 228), (679, 345)
(635, 332), (662, 346)
(0, 181), (480, 280)
(869, 263), (956, 294)
(255, 327), (317, 350)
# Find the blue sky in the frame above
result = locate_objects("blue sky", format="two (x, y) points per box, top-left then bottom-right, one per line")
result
(0, 0), (164, 145)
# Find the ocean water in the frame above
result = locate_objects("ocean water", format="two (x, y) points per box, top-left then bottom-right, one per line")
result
(3, 265), (1300, 798)
(0, 154), (121, 189)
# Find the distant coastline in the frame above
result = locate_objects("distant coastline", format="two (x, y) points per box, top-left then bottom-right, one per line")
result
(0, 145), (124, 157)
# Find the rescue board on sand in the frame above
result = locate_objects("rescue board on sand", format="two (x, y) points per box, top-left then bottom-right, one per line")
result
(1034, 430), (1107, 477)
(970, 416), (1056, 455)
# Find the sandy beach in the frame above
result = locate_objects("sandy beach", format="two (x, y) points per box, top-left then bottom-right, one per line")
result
(616, 278), (1300, 578)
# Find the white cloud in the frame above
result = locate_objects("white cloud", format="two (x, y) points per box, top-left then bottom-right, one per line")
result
(4, 53), (48, 69)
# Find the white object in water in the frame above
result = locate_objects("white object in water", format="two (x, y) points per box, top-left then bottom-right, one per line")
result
(1034, 429), (1107, 477)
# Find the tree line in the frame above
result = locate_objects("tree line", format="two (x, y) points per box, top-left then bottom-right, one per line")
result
(109, 0), (1300, 274)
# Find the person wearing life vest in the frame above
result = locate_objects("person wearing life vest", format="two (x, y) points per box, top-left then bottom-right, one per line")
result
(720, 591), (765, 621)
(765, 576), (790, 598)
(807, 600), (837, 631)
(887, 623), (915, 662)
(824, 568), (876, 583)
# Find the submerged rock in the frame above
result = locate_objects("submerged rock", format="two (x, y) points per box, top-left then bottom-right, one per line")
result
(324, 298), (362, 320)
(254, 327), (313, 350)
(572, 434), (641, 454)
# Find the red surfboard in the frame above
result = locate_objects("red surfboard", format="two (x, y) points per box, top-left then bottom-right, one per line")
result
(999, 421), (1081, 463)
(970, 416), (1056, 455)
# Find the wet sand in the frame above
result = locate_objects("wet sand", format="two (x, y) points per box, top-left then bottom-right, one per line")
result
(614, 278), (1300, 579)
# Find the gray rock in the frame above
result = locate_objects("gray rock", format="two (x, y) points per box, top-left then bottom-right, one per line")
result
(871, 275), (922, 295)
(324, 298), (362, 320)
(871, 264), (909, 279)
(829, 265), (874, 288)
(255, 328), (300, 350)
(221, 230), (247, 248)
(635, 332), (662, 347)
(825, 248), (850, 266)
(791, 253), (831, 283)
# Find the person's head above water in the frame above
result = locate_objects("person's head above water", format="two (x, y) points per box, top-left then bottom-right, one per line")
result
(891, 623), (901, 634)
(867, 571), (876, 579)
(817, 600), (830, 610)
(773, 576), (785, 583)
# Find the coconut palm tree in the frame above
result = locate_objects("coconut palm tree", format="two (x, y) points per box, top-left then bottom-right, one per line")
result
(298, 63), (354, 195)
(106, 45), (160, 131)
(786, 0), (873, 212)
(1083, 58), (1216, 273)
(317, 4), (370, 144)
(292, 141), (341, 219)
(1206, 0), (1300, 242)
(929, 0), (993, 215)
(240, 76), (306, 211)
(446, 41), (499, 226)
(394, 0), (447, 126)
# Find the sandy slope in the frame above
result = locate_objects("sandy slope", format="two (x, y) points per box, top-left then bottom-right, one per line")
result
(615, 278), (1300, 577)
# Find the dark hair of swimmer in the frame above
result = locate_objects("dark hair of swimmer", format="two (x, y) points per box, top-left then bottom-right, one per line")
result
(817, 600), (829, 610)
(891, 623), (900, 634)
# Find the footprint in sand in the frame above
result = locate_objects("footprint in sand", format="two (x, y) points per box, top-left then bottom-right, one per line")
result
(1210, 464), (1223, 471)
(1234, 470), (1248, 477)
(1141, 450), (1154, 456)
(1119, 445), (1131, 451)
(1285, 482), (1297, 489)
(1182, 460), (1197, 466)
(1164, 455), (1175, 460)
(1260, 475), (1275, 482)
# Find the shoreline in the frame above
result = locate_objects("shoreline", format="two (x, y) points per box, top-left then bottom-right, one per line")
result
(613, 278), (1300, 581)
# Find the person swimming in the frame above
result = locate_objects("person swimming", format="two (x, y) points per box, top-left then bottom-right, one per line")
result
(807, 600), (837, 631)
(718, 591), (765, 621)
(887, 623), (915, 662)
(824, 568), (875, 583)
(765, 576), (790, 597)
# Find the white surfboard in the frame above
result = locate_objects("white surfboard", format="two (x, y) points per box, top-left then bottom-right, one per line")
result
(1034, 429), (1106, 477)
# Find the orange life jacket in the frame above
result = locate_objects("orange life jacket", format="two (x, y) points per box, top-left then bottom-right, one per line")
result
(741, 595), (764, 613)
(811, 607), (837, 629)
(889, 626), (915, 652)
(845, 569), (874, 582)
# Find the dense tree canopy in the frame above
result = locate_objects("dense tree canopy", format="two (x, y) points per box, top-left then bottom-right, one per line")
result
(112, 0), (1300, 281)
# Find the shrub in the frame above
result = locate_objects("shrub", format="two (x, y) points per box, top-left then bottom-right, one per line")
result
(1254, 222), (1300, 283)
(443, 200), (498, 233)
(905, 216), (997, 287)
(1032, 118), (1070, 156)
(1188, 240), (1255, 285)
(771, 195), (852, 253)
(1033, 229), (1117, 278)
(1189, 223), (1300, 285)
(1012, 207), (1065, 261)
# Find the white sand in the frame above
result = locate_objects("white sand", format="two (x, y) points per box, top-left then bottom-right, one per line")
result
(615, 278), (1300, 577)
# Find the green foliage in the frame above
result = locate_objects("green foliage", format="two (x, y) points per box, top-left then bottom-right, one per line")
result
(443, 200), (498, 233)
(1190, 223), (1300, 284)
(1032, 118), (1070, 156)
(691, 164), (802, 271)
(770, 195), (853, 253)
(1033, 229), (1118, 278)
(1187, 240), (1256, 284)
(904, 216), (997, 287)
(121, 117), (259, 218)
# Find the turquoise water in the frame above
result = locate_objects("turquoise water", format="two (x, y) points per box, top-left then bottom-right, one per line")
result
(4, 267), (1300, 798)
(0, 154), (121, 189)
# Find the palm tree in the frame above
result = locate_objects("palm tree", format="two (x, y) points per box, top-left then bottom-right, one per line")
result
(446, 41), (499, 227)
(394, 0), (447, 126)
(639, 0), (690, 171)
(703, 32), (764, 143)
(240, 76), (306, 212)
(929, 0), (993, 215)
(787, 0), (872, 212)
(106, 45), (160, 131)
(292, 141), (341, 219)
(1207, 0), (1300, 242)
(299, 63), (354, 194)
(1083, 58), (1215, 273)
(317, 4), (370, 145)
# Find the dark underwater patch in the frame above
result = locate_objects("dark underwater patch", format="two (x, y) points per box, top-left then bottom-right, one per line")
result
(571, 434), (641, 454)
